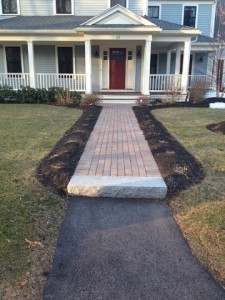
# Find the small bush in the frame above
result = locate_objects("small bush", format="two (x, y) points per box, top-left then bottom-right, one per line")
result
(0, 85), (16, 102)
(189, 78), (209, 103)
(166, 77), (182, 103)
(80, 93), (102, 107)
(136, 96), (150, 107)
(16, 87), (38, 104)
(55, 88), (81, 107)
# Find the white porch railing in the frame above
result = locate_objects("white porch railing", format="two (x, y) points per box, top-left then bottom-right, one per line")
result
(0, 73), (30, 90)
(188, 75), (213, 89)
(149, 74), (182, 92)
(35, 74), (86, 91)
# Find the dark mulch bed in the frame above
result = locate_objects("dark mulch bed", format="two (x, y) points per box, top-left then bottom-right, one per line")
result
(207, 121), (225, 135)
(133, 106), (205, 198)
(36, 106), (102, 196)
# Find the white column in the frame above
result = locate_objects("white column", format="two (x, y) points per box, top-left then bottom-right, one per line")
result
(175, 47), (181, 75)
(166, 50), (171, 74)
(27, 41), (35, 88)
(85, 39), (92, 94)
(181, 41), (191, 93)
(142, 39), (152, 95)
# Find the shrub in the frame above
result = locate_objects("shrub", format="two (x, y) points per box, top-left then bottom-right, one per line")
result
(55, 88), (81, 107)
(0, 85), (16, 102)
(16, 87), (38, 104)
(80, 93), (102, 107)
(165, 77), (182, 103)
(189, 78), (209, 103)
(136, 96), (150, 107)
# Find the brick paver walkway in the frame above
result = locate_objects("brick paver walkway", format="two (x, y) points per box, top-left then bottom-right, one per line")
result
(74, 104), (162, 178)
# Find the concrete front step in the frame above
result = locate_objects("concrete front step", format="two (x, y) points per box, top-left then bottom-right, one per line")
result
(67, 175), (167, 199)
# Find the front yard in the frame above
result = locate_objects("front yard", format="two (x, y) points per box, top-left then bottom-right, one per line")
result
(152, 108), (225, 288)
(0, 105), (82, 298)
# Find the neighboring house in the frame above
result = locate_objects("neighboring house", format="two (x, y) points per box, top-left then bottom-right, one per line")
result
(0, 0), (217, 98)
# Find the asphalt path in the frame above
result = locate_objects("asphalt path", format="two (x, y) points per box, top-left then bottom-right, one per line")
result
(43, 197), (225, 300)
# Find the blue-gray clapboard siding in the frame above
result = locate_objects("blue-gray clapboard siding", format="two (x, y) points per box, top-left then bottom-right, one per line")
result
(198, 4), (212, 37)
(161, 4), (182, 24)
(34, 46), (56, 73)
(74, 0), (108, 16)
(129, 0), (143, 15)
(75, 45), (85, 73)
(20, 0), (53, 16)
(193, 53), (208, 75)
(22, 45), (29, 73)
(0, 46), (4, 73)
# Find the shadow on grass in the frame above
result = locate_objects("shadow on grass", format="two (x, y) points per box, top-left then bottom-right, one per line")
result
(133, 106), (205, 198)
(35, 106), (102, 196)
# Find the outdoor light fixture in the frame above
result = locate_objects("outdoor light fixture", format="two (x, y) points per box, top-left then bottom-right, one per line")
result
(199, 56), (203, 63)
(95, 49), (99, 58)
(137, 49), (141, 59)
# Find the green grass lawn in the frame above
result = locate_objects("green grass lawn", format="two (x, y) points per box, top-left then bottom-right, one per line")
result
(153, 108), (225, 287)
(0, 104), (82, 296)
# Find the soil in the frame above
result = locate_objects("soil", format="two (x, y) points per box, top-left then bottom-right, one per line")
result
(133, 106), (205, 198)
(207, 121), (225, 135)
(36, 106), (102, 196)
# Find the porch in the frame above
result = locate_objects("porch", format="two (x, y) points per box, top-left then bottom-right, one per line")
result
(0, 73), (213, 95)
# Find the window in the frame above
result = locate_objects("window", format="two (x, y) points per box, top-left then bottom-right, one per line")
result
(183, 6), (196, 27)
(111, 0), (126, 7)
(2, 0), (18, 14)
(5, 47), (22, 73)
(150, 54), (157, 74)
(56, 0), (71, 14)
(57, 47), (73, 74)
(148, 6), (159, 19)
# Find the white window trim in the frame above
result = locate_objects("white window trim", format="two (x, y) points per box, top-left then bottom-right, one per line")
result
(0, 0), (20, 15)
(4, 45), (24, 73)
(148, 5), (161, 19)
(108, 0), (128, 9)
(54, 0), (74, 16)
(55, 46), (75, 74)
(182, 4), (198, 28)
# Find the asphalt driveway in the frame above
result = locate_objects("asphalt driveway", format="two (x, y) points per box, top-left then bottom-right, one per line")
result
(43, 197), (225, 300)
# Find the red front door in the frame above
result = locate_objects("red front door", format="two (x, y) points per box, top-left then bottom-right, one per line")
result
(110, 48), (126, 89)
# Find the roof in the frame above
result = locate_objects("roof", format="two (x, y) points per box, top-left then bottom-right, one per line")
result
(195, 34), (216, 43)
(0, 16), (91, 30)
(145, 17), (193, 31)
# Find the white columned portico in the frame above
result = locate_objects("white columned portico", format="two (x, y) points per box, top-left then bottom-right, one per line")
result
(85, 39), (92, 94)
(27, 41), (35, 88)
(166, 50), (171, 74)
(181, 41), (191, 93)
(175, 46), (181, 75)
(142, 37), (152, 95)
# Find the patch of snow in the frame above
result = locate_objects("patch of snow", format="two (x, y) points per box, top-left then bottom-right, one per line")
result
(209, 102), (225, 109)
(204, 91), (225, 99)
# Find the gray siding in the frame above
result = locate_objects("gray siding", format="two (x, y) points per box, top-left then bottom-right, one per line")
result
(129, 0), (143, 15)
(34, 46), (56, 73)
(158, 53), (167, 74)
(22, 45), (29, 73)
(161, 4), (182, 24)
(75, 45), (85, 73)
(170, 53), (176, 74)
(0, 45), (4, 72)
(198, 4), (212, 37)
(193, 53), (208, 75)
(20, 0), (53, 16)
(75, 0), (108, 16)
(135, 46), (142, 92)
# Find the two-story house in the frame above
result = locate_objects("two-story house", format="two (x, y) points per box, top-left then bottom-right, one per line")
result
(0, 0), (216, 99)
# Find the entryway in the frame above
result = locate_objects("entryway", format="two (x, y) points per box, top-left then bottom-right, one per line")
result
(109, 48), (126, 89)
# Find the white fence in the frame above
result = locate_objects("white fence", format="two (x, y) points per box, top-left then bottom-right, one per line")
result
(188, 75), (213, 89)
(149, 74), (182, 92)
(0, 73), (30, 90)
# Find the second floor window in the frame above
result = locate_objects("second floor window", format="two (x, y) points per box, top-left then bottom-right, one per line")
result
(2, 0), (18, 14)
(5, 47), (22, 73)
(148, 6), (159, 18)
(56, 0), (71, 14)
(183, 6), (196, 27)
(111, 0), (126, 8)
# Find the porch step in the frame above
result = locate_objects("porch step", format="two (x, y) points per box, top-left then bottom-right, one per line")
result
(100, 94), (140, 104)
(68, 175), (167, 199)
